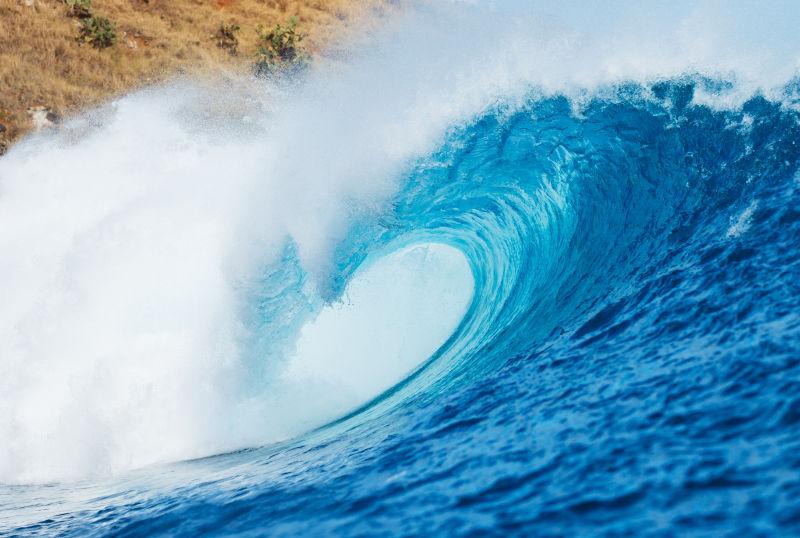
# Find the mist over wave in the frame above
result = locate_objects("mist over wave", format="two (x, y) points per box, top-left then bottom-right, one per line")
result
(1, 0), (799, 499)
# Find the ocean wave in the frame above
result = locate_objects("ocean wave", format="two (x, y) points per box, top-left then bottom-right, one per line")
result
(1, 1), (800, 535)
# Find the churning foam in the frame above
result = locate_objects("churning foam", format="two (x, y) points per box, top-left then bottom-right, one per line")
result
(1, 0), (799, 484)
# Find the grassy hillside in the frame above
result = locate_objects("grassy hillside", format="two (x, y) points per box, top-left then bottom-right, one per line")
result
(0, 0), (388, 152)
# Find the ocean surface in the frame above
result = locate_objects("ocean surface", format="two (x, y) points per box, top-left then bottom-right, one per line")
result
(1, 2), (800, 536)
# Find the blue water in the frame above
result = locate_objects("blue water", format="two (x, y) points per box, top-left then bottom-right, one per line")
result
(2, 78), (799, 536)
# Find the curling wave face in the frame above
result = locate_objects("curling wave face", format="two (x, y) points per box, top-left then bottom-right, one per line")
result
(1, 1), (800, 535)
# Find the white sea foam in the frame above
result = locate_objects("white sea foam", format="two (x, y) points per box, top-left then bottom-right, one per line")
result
(727, 200), (759, 238)
(1, 0), (798, 484)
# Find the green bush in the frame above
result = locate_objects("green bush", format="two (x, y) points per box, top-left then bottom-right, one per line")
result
(64, 0), (92, 19)
(253, 17), (309, 77)
(79, 16), (116, 49)
(216, 23), (240, 56)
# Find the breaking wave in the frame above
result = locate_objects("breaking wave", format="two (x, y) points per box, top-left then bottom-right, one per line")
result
(1, 1), (799, 535)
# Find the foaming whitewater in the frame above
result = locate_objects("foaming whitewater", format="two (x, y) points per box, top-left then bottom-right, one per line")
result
(0, 76), (474, 482)
(1, 1), (800, 535)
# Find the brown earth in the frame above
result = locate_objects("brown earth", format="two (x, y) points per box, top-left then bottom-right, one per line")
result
(0, 0), (392, 151)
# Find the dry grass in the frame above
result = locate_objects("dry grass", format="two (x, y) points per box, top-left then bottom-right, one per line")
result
(0, 0), (391, 148)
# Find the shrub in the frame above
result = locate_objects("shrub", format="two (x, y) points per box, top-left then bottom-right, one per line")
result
(64, 0), (92, 19)
(216, 23), (240, 56)
(79, 16), (116, 49)
(253, 17), (309, 76)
